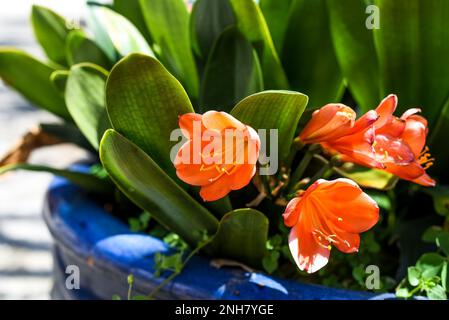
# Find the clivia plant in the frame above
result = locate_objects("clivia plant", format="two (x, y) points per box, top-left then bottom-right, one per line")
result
(1, 0), (449, 300)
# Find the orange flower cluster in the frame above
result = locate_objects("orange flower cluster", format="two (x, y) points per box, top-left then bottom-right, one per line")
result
(173, 94), (435, 274)
(300, 95), (435, 187)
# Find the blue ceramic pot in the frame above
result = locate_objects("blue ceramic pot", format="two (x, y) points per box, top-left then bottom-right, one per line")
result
(44, 174), (392, 300)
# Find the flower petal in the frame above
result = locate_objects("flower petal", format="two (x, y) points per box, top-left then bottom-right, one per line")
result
(202, 111), (246, 131)
(374, 134), (415, 165)
(401, 108), (421, 120)
(283, 197), (302, 227)
(299, 104), (356, 143)
(401, 115), (428, 157)
(326, 127), (384, 169)
(332, 229), (360, 254)
(199, 174), (232, 201)
(311, 178), (379, 234)
(411, 172), (436, 187)
(349, 110), (378, 135)
(375, 94), (397, 129)
(375, 116), (406, 138)
(288, 222), (330, 274)
(179, 113), (203, 138)
(231, 164), (256, 190)
(384, 161), (426, 181)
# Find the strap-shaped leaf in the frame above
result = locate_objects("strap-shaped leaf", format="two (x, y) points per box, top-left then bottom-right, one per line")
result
(113, 0), (154, 45)
(0, 163), (113, 195)
(66, 30), (112, 70)
(190, 0), (235, 59)
(231, 91), (308, 161)
(87, 4), (154, 61)
(31, 5), (71, 66)
(259, 0), (294, 54)
(334, 164), (398, 190)
(66, 63), (111, 150)
(206, 208), (269, 267)
(39, 122), (93, 152)
(0, 49), (70, 120)
(140, 0), (199, 99)
(282, 0), (344, 109)
(50, 70), (69, 93)
(229, 0), (288, 90)
(106, 53), (194, 178)
(327, 0), (380, 112)
(429, 97), (449, 179)
(374, 0), (449, 122)
(200, 27), (263, 113)
(100, 129), (219, 246)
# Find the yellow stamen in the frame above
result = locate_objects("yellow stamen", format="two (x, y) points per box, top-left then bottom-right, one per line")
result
(418, 146), (435, 170)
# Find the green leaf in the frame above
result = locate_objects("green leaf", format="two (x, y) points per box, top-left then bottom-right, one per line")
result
(66, 63), (111, 150)
(50, 70), (69, 94)
(39, 122), (93, 152)
(424, 186), (449, 217)
(262, 250), (280, 274)
(87, 4), (154, 61)
(229, 0), (288, 90)
(155, 252), (184, 274)
(442, 262), (449, 291)
(99, 129), (218, 246)
(407, 266), (422, 287)
(334, 163), (398, 190)
(426, 284), (447, 300)
(190, 0), (235, 58)
(365, 191), (391, 211)
(429, 97), (449, 179)
(436, 233), (449, 257)
(0, 164), (112, 195)
(31, 5), (72, 66)
(106, 53), (194, 178)
(373, 0), (449, 123)
(416, 253), (446, 279)
(113, 0), (154, 45)
(395, 285), (412, 299)
(282, 0), (344, 109)
(326, 0), (380, 112)
(259, 0), (293, 54)
(0, 49), (71, 120)
(207, 208), (269, 267)
(422, 226), (445, 243)
(352, 265), (366, 286)
(139, 0), (199, 99)
(66, 30), (112, 69)
(200, 27), (263, 113)
(231, 90), (308, 161)
(202, 196), (233, 219)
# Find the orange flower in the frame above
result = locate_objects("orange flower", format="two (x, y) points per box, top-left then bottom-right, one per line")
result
(283, 179), (379, 273)
(174, 111), (260, 202)
(299, 104), (382, 169)
(372, 95), (436, 187)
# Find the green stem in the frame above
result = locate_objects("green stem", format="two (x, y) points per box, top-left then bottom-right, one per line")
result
(146, 238), (212, 300)
(303, 155), (332, 190)
(127, 274), (134, 300)
(386, 189), (397, 236)
(285, 137), (305, 168)
(288, 147), (315, 193)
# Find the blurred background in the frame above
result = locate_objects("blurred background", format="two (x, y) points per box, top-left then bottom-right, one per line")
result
(0, 0), (89, 299)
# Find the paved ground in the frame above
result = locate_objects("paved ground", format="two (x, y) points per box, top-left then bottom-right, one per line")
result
(0, 0), (88, 300)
